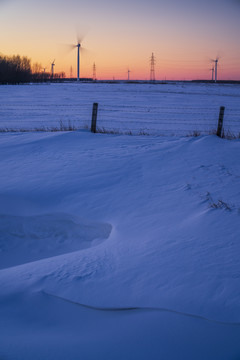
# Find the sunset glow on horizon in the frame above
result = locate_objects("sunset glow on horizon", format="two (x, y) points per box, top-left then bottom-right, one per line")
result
(0, 0), (240, 80)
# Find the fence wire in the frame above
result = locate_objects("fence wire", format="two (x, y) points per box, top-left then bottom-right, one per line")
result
(0, 102), (240, 136)
(97, 104), (240, 136)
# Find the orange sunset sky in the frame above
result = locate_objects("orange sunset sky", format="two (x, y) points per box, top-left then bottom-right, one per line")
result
(0, 0), (240, 80)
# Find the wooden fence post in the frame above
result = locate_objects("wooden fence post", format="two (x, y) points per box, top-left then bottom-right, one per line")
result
(217, 106), (225, 138)
(91, 103), (98, 133)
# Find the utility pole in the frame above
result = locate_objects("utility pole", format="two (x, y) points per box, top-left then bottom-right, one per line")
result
(150, 53), (156, 82)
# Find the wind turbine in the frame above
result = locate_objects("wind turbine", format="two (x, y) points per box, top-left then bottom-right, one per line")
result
(51, 60), (55, 79)
(66, 36), (85, 81)
(76, 41), (81, 81)
(211, 57), (220, 83)
(210, 66), (214, 81)
(127, 69), (131, 81)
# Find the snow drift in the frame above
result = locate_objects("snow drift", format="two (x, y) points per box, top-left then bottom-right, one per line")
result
(0, 129), (240, 359)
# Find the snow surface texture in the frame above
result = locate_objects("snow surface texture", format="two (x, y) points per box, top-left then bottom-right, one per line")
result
(0, 128), (240, 359)
(0, 82), (240, 135)
(0, 213), (112, 269)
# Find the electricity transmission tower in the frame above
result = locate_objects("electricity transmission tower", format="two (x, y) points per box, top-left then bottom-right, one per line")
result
(150, 53), (156, 82)
(93, 62), (96, 81)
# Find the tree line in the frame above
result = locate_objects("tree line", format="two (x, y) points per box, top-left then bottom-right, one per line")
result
(0, 54), (65, 84)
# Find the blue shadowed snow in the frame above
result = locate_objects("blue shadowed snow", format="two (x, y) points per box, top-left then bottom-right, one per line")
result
(0, 118), (240, 359)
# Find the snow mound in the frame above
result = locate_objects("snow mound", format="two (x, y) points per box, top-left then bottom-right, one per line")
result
(0, 213), (112, 270)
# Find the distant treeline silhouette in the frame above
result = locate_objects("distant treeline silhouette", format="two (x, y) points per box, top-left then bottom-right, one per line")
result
(0, 54), (65, 84)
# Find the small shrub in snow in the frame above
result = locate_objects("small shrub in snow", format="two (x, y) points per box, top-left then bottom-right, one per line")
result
(186, 130), (201, 137)
(0, 121), (77, 133)
(221, 130), (240, 140)
(209, 199), (233, 211)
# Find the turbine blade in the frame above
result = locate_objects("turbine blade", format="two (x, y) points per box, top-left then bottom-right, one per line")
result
(69, 44), (77, 50)
(76, 31), (85, 45)
(59, 43), (77, 56)
(216, 51), (223, 60)
(80, 47), (92, 57)
(75, 27), (89, 44)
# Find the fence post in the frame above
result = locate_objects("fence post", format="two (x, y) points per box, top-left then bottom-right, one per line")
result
(91, 103), (98, 133)
(217, 106), (225, 138)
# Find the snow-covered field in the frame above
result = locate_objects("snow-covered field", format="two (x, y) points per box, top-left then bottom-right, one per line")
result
(0, 82), (240, 135)
(0, 83), (240, 359)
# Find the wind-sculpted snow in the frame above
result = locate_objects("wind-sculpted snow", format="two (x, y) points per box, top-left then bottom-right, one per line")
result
(43, 290), (240, 326)
(0, 131), (240, 359)
(0, 213), (112, 269)
(1, 290), (240, 360)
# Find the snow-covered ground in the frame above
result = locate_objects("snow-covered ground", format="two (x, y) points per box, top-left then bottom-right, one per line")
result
(0, 82), (240, 135)
(0, 124), (240, 358)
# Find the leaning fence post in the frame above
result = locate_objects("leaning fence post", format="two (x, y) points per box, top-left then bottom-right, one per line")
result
(217, 106), (225, 138)
(91, 103), (98, 133)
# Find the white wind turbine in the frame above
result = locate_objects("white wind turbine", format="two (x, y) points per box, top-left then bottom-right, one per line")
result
(76, 40), (81, 81)
(127, 69), (131, 81)
(210, 66), (214, 81)
(211, 57), (220, 83)
(67, 35), (86, 81)
(51, 60), (55, 79)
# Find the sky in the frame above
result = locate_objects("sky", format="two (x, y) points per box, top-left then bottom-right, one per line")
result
(0, 0), (240, 80)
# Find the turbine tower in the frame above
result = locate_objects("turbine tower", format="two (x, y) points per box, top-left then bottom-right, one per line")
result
(51, 60), (55, 79)
(77, 42), (81, 81)
(214, 58), (218, 83)
(210, 66), (214, 81)
(127, 69), (131, 81)
(150, 53), (156, 82)
(211, 57), (219, 83)
(74, 38), (85, 81)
